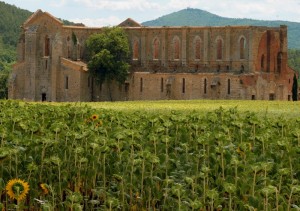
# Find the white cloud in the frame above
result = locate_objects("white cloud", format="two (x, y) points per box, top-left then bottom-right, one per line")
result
(74, 0), (160, 11)
(167, 0), (200, 9)
(49, 0), (68, 7)
(70, 16), (123, 27)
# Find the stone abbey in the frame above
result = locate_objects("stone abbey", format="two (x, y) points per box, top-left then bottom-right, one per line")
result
(9, 10), (295, 101)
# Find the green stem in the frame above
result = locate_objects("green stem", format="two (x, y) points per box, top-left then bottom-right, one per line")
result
(289, 156), (293, 181)
(141, 157), (145, 198)
(287, 188), (293, 211)
(178, 189), (181, 211)
(58, 165), (62, 201)
(276, 188), (279, 211)
(229, 192), (232, 211)
(221, 151), (225, 180)
(278, 175), (282, 193)
(252, 170), (257, 197)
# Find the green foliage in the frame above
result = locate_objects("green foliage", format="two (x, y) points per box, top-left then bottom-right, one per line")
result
(142, 8), (300, 49)
(86, 27), (130, 86)
(0, 101), (300, 210)
(288, 49), (300, 73)
(71, 32), (77, 46)
(0, 2), (32, 47)
(0, 63), (12, 99)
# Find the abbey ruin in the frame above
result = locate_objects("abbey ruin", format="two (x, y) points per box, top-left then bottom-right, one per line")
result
(9, 10), (295, 101)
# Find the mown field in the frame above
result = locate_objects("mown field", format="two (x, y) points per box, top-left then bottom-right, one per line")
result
(0, 100), (300, 210)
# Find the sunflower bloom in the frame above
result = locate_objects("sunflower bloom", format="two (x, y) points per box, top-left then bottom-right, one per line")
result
(39, 183), (49, 195)
(95, 120), (103, 128)
(6, 179), (30, 201)
(91, 114), (99, 121)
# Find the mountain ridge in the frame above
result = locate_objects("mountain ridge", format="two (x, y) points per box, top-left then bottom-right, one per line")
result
(142, 8), (300, 49)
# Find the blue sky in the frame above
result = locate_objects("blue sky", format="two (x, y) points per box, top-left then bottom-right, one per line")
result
(3, 0), (300, 26)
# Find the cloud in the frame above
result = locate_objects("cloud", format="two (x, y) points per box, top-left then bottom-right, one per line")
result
(70, 16), (123, 27)
(74, 0), (160, 11)
(49, 0), (68, 7)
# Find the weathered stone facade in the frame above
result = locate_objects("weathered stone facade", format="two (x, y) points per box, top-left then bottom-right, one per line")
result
(9, 10), (295, 101)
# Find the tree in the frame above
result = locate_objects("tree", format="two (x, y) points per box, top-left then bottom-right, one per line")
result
(292, 73), (298, 101)
(86, 27), (130, 101)
(0, 62), (12, 99)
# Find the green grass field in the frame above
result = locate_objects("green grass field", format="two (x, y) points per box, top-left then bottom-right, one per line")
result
(72, 100), (300, 118)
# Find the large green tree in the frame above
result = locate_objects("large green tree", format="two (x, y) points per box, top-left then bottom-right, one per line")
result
(86, 27), (130, 101)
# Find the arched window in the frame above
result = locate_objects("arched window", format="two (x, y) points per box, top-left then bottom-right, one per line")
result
(133, 39), (139, 60)
(140, 78), (143, 92)
(227, 79), (231, 95)
(204, 78), (207, 94)
(182, 78), (185, 93)
(241, 65), (245, 73)
(240, 37), (245, 59)
(216, 38), (223, 60)
(153, 38), (160, 60)
(261, 54), (265, 70)
(45, 35), (50, 56)
(173, 36), (180, 60)
(194, 36), (201, 60)
(277, 52), (282, 73)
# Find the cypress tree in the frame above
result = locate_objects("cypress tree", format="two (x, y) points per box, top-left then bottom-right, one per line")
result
(292, 73), (298, 101)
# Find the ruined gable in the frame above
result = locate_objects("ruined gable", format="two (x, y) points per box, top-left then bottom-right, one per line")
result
(118, 18), (142, 27)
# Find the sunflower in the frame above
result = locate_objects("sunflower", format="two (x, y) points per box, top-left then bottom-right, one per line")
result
(91, 114), (99, 121)
(6, 179), (30, 201)
(95, 120), (103, 128)
(38, 183), (49, 195)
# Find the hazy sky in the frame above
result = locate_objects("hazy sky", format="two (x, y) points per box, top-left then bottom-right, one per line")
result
(3, 0), (300, 26)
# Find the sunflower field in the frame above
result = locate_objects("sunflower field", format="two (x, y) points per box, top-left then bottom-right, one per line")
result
(0, 100), (300, 210)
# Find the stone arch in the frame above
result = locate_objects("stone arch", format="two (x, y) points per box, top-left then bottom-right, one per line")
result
(152, 37), (160, 60)
(173, 36), (180, 60)
(216, 36), (223, 60)
(239, 36), (246, 59)
(256, 31), (280, 72)
(194, 36), (202, 60)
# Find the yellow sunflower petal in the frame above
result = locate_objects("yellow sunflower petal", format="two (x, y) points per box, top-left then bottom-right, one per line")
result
(6, 179), (30, 201)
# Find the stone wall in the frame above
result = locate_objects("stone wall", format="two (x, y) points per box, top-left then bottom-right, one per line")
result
(8, 10), (295, 102)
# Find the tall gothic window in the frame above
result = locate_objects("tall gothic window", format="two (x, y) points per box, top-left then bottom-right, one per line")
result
(65, 76), (69, 89)
(261, 54), (265, 70)
(133, 40), (139, 60)
(153, 38), (159, 60)
(217, 38), (223, 60)
(182, 78), (185, 93)
(204, 78), (207, 94)
(277, 52), (282, 73)
(45, 35), (50, 56)
(227, 79), (231, 95)
(195, 37), (201, 60)
(240, 37), (245, 59)
(140, 78), (143, 92)
(173, 36), (180, 60)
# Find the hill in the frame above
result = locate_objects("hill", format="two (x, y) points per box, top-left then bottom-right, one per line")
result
(142, 8), (300, 49)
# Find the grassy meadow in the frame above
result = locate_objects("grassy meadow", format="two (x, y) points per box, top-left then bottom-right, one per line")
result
(0, 99), (300, 210)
